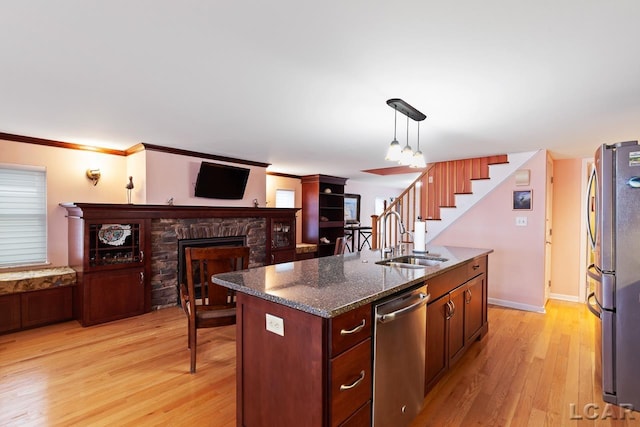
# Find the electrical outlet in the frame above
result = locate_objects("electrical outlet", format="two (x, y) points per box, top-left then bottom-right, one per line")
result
(266, 313), (284, 336)
(516, 216), (528, 226)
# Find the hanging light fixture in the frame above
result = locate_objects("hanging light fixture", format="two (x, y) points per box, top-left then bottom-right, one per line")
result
(385, 98), (426, 166)
(411, 121), (426, 168)
(385, 106), (401, 161)
(399, 115), (414, 165)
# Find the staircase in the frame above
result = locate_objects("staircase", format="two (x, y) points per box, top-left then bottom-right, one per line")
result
(372, 151), (537, 248)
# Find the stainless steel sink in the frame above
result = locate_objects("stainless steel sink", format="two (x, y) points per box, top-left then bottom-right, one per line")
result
(376, 254), (448, 268)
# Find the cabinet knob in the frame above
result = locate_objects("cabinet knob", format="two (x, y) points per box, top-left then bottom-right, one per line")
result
(139, 271), (144, 284)
(140, 250), (144, 262)
(465, 289), (472, 304)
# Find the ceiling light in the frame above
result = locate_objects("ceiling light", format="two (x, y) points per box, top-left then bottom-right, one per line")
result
(385, 98), (426, 166)
(399, 116), (413, 165)
(410, 121), (426, 168)
(385, 106), (401, 161)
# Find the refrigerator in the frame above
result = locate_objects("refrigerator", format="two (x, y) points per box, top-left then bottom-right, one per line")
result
(586, 141), (640, 408)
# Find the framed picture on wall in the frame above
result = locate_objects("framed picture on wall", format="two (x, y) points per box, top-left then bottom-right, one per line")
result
(513, 190), (532, 210)
(344, 193), (361, 224)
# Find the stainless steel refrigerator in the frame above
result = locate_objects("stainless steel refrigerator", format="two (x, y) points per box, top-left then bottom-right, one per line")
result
(587, 140), (640, 408)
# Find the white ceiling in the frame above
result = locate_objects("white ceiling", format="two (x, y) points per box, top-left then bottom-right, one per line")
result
(2, 1), (640, 187)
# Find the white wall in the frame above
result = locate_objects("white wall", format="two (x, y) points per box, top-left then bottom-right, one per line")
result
(345, 180), (404, 227)
(142, 150), (267, 207)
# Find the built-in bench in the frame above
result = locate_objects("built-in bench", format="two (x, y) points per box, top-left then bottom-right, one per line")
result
(0, 267), (76, 334)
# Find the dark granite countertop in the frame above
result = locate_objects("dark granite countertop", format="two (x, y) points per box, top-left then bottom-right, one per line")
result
(212, 245), (492, 318)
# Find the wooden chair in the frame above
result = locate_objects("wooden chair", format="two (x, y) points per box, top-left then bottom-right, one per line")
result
(334, 237), (347, 255)
(179, 245), (250, 373)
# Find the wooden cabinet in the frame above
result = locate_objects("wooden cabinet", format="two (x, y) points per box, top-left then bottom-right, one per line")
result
(64, 207), (152, 327)
(236, 293), (371, 427)
(81, 269), (145, 325)
(267, 215), (297, 264)
(425, 256), (488, 392)
(0, 294), (21, 333)
(302, 175), (348, 258)
(0, 287), (74, 334)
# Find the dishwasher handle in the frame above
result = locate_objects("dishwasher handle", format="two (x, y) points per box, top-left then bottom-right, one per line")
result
(376, 293), (430, 324)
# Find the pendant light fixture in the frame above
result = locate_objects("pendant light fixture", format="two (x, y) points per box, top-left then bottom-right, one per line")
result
(411, 121), (426, 168)
(399, 115), (413, 165)
(385, 106), (401, 161)
(385, 98), (426, 167)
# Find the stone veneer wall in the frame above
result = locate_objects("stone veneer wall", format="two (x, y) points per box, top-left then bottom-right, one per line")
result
(150, 217), (266, 308)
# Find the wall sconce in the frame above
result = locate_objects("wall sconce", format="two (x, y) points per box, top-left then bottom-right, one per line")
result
(86, 169), (101, 186)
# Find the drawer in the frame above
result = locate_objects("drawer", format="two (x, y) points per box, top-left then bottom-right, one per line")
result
(466, 256), (487, 281)
(339, 400), (371, 427)
(426, 264), (467, 302)
(329, 304), (371, 357)
(330, 338), (372, 427)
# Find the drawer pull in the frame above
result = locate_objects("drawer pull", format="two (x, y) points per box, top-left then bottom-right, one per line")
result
(340, 319), (366, 335)
(472, 264), (480, 270)
(340, 370), (365, 391)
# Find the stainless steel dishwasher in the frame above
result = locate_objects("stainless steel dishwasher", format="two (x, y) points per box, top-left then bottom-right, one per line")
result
(373, 284), (429, 427)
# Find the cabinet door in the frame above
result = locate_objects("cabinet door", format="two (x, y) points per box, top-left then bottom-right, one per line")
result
(86, 220), (146, 270)
(425, 295), (449, 392)
(464, 275), (485, 342)
(83, 269), (145, 326)
(448, 286), (466, 365)
(21, 287), (73, 328)
(0, 294), (21, 333)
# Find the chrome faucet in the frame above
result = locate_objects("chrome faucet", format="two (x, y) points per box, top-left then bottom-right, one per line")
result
(379, 210), (407, 258)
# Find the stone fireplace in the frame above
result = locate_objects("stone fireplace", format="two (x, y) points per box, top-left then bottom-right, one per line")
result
(150, 217), (266, 308)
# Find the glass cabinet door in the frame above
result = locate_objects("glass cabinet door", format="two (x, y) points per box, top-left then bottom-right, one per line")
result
(271, 218), (295, 250)
(87, 222), (144, 268)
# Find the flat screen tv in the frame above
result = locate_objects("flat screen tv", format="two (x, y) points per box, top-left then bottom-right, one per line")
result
(194, 162), (250, 200)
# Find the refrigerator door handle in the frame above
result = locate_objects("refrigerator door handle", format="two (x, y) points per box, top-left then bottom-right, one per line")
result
(587, 292), (601, 319)
(585, 166), (598, 250)
(587, 263), (601, 282)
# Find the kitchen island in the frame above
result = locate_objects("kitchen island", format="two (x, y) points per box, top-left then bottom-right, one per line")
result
(213, 245), (492, 427)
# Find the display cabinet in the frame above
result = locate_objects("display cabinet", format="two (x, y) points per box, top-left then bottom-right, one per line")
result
(267, 215), (297, 264)
(63, 205), (152, 327)
(301, 174), (348, 258)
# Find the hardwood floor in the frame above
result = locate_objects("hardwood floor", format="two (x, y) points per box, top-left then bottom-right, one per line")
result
(0, 300), (638, 426)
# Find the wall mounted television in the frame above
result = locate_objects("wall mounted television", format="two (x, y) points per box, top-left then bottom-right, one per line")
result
(194, 162), (250, 200)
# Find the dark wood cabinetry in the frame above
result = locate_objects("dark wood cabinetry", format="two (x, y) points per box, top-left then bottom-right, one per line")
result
(64, 206), (152, 327)
(0, 287), (74, 334)
(236, 293), (372, 427)
(302, 174), (348, 258)
(425, 256), (488, 392)
(267, 215), (296, 264)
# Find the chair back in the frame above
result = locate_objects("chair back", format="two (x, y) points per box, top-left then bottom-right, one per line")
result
(182, 246), (250, 311)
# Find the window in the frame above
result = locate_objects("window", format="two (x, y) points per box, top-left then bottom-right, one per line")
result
(275, 189), (295, 208)
(0, 164), (47, 267)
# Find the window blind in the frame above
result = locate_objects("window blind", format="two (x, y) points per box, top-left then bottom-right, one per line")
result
(0, 164), (47, 267)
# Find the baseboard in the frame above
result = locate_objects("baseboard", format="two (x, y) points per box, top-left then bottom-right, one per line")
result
(488, 297), (546, 313)
(548, 293), (581, 303)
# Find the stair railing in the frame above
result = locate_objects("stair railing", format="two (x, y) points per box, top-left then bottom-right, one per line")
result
(371, 166), (432, 250)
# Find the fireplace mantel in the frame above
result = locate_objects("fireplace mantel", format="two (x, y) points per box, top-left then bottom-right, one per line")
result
(60, 202), (298, 220)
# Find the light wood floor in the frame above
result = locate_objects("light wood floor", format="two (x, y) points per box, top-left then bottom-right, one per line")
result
(0, 300), (638, 427)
